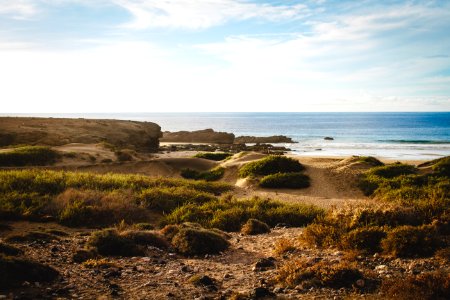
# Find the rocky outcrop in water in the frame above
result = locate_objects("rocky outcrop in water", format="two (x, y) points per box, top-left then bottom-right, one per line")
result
(161, 129), (235, 144)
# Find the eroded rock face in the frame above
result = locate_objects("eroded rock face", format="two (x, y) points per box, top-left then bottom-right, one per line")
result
(235, 135), (295, 144)
(0, 117), (162, 151)
(161, 129), (235, 144)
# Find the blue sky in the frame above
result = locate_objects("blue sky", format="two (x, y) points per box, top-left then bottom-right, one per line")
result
(0, 0), (449, 112)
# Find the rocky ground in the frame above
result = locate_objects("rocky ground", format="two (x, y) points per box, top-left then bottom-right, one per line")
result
(1, 222), (448, 300)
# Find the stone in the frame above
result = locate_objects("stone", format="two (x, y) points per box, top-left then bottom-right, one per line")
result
(253, 257), (276, 272)
(251, 287), (274, 299)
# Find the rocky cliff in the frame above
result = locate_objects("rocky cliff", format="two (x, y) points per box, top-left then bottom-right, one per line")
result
(0, 117), (162, 151)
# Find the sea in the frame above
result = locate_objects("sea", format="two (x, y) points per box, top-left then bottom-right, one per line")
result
(3, 112), (450, 160)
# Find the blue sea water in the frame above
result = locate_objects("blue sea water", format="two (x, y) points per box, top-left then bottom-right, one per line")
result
(4, 112), (450, 160)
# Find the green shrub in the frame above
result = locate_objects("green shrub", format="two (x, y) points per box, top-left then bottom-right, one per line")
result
(56, 189), (149, 227)
(381, 271), (450, 300)
(180, 167), (225, 181)
(367, 163), (417, 179)
(259, 172), (310, 189)
(139, 187), (216, 213)
(194, 152), (232, 161)
(241, 218), (270, 235)
(0, 254), (59, 288)
(164, 197), (324, 232)
(238, 156), (304, 178)
(87, 229), (143, 256)
(341, 226), (387, 253)
(0, 170), (232, 223)
(119, 230), (169, 249)
(381, 225), (441, 257)
(171, 227), (230, 256)
(0, 146), (60, 166)
(357, 156), (384, 167)
(0, 170), (232, 195)
(0, 242), (23, 256)
(432, 156), (450, 177)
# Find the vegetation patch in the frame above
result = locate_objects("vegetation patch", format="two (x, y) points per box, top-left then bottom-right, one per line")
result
(139, 187), (216, 213)
(0, 254), (59, 288)
(119, 230), (169, 249)
(238, 155), (304, 178)
(0, 170), (232, 224)
(171, 227), (230, 256)
(259, 172), (310, 189)
(275, 258), (364, 289)
(241, 218), (270, 235)
(164, 197), (324, 232)
(87, 229), (144, 257)
(380, 271), (450, 300)
(194, 152), (232, 161)
(356, 156), (384, 167)
(341, 226), (387, 253)
(381, 225), (441, 258)
(180, 167), (225, 181)
(0, 146), (60, 167)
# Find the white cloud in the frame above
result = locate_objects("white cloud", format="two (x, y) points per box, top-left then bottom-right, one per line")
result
(0, 0), (38, 19)
(113, 0), (308, 29)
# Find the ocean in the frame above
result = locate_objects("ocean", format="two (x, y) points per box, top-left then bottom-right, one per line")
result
(4, 112), (450, 160)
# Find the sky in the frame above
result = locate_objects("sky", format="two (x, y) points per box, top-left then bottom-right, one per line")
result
(0, 0), (449, 112)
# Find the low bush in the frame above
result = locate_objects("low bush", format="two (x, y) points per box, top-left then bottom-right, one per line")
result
(259, 172), (310, 189)
(241, 218), (270, 235)
(164, 197), (324, 232)
(357, 156), (384, 167)
(55, 189), (150, 227)
(381, 225), (441, 258)
(0, 146), (60, 166)
(380, 271), (450, 300)
(238, 155), (304, 178)
(0, 170), (232, 224)
(275, 258), (364, 289)
(139, 187), (216, 213)
(180, 167), (225, 181)
(301, 205), (425, 250)
(0, 242), (23, 256)
(87, 229), (143, 257)
(432, 156), (450, 177)
(119, 230), (169, 249)
(0, 254), (59, 288)
(341, 226), (386, 253)
(171, 227), (230, 256)
(367, 163), (417, 179)
(273, 238), (297, 256)
(194, 152), (232, 161)
(115, 150), (133, 162)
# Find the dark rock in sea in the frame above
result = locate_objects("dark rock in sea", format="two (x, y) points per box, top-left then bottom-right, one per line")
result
(324, 137), (334, 140)
(161, 129), (235, 144)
